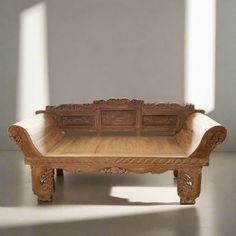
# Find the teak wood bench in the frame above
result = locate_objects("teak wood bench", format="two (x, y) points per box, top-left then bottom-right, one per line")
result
(8, 99), (227, 204)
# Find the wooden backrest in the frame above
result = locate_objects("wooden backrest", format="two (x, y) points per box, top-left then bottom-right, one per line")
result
(36, 99), (204, 135)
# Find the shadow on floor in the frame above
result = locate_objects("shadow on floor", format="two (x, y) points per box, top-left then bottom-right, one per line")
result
(0, 151), (179, 206)
(0, 207), (199, 236)
(41, 172), (179, 206)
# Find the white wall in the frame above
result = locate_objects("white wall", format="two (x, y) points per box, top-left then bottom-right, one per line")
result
(210, 0), (236, 151)
(47, 0), (185, 104)
(0, 0), (41, 150)
(0, 0), (235, 151)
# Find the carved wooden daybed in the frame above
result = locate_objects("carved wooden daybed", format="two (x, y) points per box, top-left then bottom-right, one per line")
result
(8, 99), (227, 204)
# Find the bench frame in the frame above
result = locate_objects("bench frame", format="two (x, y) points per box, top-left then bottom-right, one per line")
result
(8, 99), (227, 204)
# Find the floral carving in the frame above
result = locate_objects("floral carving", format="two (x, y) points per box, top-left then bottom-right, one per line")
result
(177, 168), (201, 204)
(100, 167), (128, 174)
(208, 131), (226, 149)
(9, 134), (23, 145)
(178, 173), (193, 192)
(94, 98), (143, 105)
(40, 168), (54, 192)
(31, 166), (54, 201)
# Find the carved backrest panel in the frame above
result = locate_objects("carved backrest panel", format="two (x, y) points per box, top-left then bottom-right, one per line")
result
(141, 103), (201, 133)
(38, 104), (97, 132)
(94, 99), (142, 134)
(36, 99), (204, 135)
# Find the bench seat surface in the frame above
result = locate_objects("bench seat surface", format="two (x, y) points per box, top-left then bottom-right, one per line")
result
(45, 136), (187, 158)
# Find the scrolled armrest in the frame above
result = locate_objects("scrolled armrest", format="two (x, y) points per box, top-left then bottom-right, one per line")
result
(8, 113), (63, 158)
(176, 113), (227, 157)
(207, 129), (227, 150)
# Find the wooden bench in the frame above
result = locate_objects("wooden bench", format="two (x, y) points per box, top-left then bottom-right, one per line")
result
(8, 99), (227, 204)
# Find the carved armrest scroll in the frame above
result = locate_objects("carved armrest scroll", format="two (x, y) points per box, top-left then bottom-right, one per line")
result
(188, 126), (227, 159)
(8, 113), (63, 158)
(207, 130), (227, 149)
(8, 125), (41, 157)
(176, 113), (227, 158)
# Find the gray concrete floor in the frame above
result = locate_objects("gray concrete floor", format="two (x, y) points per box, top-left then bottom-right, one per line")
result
(0, 151), (235, 236)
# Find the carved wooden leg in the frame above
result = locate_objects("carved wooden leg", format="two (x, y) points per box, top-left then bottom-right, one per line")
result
(56, 168), (64, 176)
(173, 170), (178, 178)
(31, 166), (55, 201)
(177, 168), (202, 204)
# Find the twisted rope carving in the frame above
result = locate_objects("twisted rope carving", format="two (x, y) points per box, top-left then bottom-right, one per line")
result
(115, 157), (208, 165)
(26, 157), (209, 167)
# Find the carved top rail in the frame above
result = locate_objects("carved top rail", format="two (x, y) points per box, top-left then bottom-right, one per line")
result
(36, 98), (204, 135)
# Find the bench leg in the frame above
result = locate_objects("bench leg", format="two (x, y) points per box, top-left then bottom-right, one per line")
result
(31, 166), (55, 201)
(177, 168), (202, 205)
(56, 168), (64, 176)
(173, 170), (178, 178)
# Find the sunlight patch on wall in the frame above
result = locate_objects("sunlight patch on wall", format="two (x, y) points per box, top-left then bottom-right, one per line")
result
(184, 0), (216, 113)
(17, 2), (49, 120)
